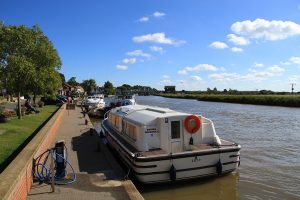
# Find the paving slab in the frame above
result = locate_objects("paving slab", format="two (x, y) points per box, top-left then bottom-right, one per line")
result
(27, 106), (142, 200)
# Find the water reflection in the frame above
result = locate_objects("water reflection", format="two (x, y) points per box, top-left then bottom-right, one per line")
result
(139, 172), (240, 200)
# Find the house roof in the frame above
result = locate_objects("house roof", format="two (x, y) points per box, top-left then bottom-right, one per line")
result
(63, 83), (74, 88)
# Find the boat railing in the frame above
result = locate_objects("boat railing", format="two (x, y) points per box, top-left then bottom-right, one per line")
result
(103, 110), (110, 119)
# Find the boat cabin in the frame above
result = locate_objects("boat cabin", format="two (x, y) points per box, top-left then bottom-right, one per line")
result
(107, 105), (221, 154)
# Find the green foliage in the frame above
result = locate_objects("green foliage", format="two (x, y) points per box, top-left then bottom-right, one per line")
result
(0, 107), (12, 118)
(103, 81), (115, 95)
(159, 94), (300, 107)
(81, 79), (97, 95)
(67, 77), (79, 86)
(116, 84), (132, 93)
(59, 73), (66, 83)
(0, 24), (62, 95)
(0, 24), (62, 117)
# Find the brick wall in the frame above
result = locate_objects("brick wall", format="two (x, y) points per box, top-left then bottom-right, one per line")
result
(0, 105), (65, 200)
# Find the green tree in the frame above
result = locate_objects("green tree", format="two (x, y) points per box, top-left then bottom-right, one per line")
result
(117, 84), (132, 93)
(81, 79), (97, 95)
(103, 81), (115, 95)
(28, 25), (62, 102)
(0, 24), (62, 118)
(59, 73), (66, 83)
(67, 77), (79, 86)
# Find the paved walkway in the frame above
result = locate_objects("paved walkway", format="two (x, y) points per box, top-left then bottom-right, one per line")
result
(27, 106), (142, 200)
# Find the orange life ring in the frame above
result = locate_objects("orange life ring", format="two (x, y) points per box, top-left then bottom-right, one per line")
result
(184, 115), (201, 134)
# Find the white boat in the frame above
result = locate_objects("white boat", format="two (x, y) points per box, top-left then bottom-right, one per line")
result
(83, 95), (105, 108)
(101, 105), (241, 184)
(106, 94), (136, 107)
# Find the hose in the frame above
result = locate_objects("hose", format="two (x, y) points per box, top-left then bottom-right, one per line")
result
(32, 145), (76, 185)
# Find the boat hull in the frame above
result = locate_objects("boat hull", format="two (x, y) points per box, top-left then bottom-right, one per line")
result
(101, 121), (241, 184)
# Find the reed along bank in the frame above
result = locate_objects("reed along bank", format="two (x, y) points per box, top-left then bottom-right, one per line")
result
(159, 94), (300, 107)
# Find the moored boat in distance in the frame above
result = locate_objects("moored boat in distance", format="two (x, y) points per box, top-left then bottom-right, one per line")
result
(101, 105), (241, 184)
(105, 94), (136, 107)
(83, 94), (105, 108)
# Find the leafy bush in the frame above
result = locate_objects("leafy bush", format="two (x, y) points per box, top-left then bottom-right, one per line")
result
(160, 94), (300, 107)
(14, 106), (27, 116)
(38, 101), (45, 107)
(0, 107), (13, 118)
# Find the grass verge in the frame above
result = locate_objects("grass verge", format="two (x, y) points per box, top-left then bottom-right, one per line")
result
(159, 94), (300, 107)
(0, 105), (59, 171)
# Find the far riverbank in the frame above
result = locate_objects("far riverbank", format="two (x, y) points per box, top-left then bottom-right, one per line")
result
(158, 93), (300, 107)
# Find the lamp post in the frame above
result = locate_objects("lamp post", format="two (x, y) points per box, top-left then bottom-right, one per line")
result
(291, 83), (296, 94)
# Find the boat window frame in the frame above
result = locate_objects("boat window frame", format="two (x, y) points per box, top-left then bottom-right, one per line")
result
(125, 122), (137, 141)
(115, 116), (120, 128)
(171, 121), (181, 139)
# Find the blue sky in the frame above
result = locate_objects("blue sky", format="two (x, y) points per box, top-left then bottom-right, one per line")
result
(1, 0), (300, 91)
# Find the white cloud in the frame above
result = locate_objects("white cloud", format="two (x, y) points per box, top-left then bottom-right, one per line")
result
(289, 56), (300, 64)
(186, 64), (218, 72)
(190, 75), (202, 81)
(210, 65), (285, 82)
(288, 75), (300, 82)
(138, 12), (166, 23)
(122, 58), (136, 64)
(177, 69), (187, 75)
(153, 11), (166, 18)
(227, 34), (249, 45)
(231, 47), (243, 52)
(209, 41), (228, 49)
(139, 17), (149, 22)
(133, 32), (185, 45)
(209, 71), (273, 82)
(178, 64), (218, 75)
(126, 50), (151, 58)
(267, 65), (285, 73)
(209, 73), (241, 81)
(220, 67), (226, 71)
(161, 79), (172, 85)
(178, 80), (186, 84)
(231, 18), (300, 41)
(242, 71), (274, 81)
(280, 61), (291, 65)
(150, 46), (165, 53)
(162, 75), (170, 79)
(115, 65), (128, 70)
(253, 62), (264, 68)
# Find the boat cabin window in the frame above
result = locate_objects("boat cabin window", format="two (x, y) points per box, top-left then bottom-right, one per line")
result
(115, 116), (120, 128)
(126, 123), (137, 141)
(122, 120), (126, 134)
(171, 121), (180, 139)
(109, 114), (114, 122)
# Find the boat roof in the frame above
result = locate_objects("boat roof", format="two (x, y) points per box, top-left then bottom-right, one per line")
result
(111, 105), (188, 126)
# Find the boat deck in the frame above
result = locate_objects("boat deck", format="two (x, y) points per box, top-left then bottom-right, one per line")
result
(140, 149), (167, 157)
(191, 143), (214, 150)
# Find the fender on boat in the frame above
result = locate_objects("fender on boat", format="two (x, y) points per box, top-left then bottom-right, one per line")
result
(216, 159), (222, 176)
(170, 164), (176, 181)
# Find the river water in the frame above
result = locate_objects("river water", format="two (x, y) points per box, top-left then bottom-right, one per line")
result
(94, 96), (300, 200)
